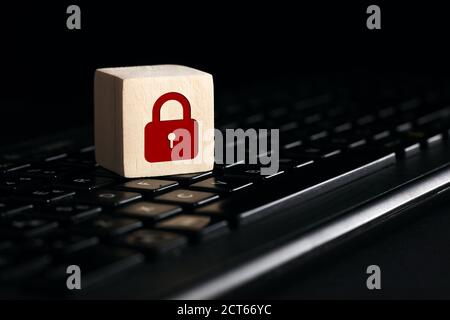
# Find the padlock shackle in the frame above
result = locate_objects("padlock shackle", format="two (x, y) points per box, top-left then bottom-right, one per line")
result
(152, 92), (191, 123)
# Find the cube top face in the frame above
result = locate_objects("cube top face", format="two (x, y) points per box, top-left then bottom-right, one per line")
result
(97, 64), (210, 80)
(94, 65), (214, 178)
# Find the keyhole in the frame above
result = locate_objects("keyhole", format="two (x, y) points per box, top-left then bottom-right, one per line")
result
(168, 132), (176, 148)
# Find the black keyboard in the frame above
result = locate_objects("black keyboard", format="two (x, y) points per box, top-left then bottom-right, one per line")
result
(2, 75), (450, 295)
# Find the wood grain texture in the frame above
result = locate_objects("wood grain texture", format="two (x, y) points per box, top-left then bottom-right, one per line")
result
(94, 65), (214, 178)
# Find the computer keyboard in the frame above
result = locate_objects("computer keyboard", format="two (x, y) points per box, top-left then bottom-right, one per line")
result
(1, 75), (450, 295)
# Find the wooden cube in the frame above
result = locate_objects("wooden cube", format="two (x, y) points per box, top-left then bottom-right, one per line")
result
(94, 65), (214, 178)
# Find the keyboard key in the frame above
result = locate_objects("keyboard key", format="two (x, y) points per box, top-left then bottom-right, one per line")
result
(0, 218), (58, 239)
(122, 229), (187, 256)
(34, 245), (144, 290)
(356, 114), (376, 125)
(0, 240), (13, 251)
(282, 138), (303, 150)
(224, 164), (285, 180)
(355, 124), (393, 140)
(2, 238), (47, 255)
(368, 130), (427, 157)
(0, 162), (30, 174)
(223, 165), (264, 179)
(34, 204), (101, 223)
(294, 94), (332, 111)
(80, 190), (142, 207)
(279, 121), (299, 132)
(115, 201), (182, 223)
(396, 121), (413, 132)
(189, 176), (253, 193)
(154, 189), (219, 207)
(60, 151), (98, 168)
(0, 253), (52, 282)
(18, 166), (76, 180)
(155, 214), (228, 242)
(0, 177), (40, 192)
(244, 113), (265, 125)
(194, 202), (235, 223)
(278, 158), (315, 169)
(161, 171), (212, 184)
(13, 188), (76, 205)
(56, 176), (114, 191)
(416, 107), (450, 126)
(48, 234), (99, 256)
(218, 121), (239, 130)
(4, 235), (99, 257)
(79, 145), (95, 153)
(116, 179), (179, 194)
(213, 158), (245, 171)
(372, 130), (391, 141)
(333, 121), (353, 133)
(44, 153), (68, 162)
(0, 254), (12, 269)
(326, 132), (367, 149)
(0, 201), (33, 219)
(268, 106), (288, 118)
(308, 130), (328, 141)
(0, 179), (23, 192)
(426, 133), (444, 147)
(378, 107), (396, 119)
(62, 156), (99, 168)
(399, 98), (421, 111)
(304, 113), (322, 124)
(74, 215), (143, 237)
(281, 144), (341, 160)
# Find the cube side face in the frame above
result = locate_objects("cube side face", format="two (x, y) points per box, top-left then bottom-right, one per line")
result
(94, 71), (125, 175)
(121, 73), (214, 177)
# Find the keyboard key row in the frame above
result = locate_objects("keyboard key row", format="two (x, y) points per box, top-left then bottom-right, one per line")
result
(31, 245), (144, 290)
(33, 204), (102, 223)
(0, 201), (33, 219)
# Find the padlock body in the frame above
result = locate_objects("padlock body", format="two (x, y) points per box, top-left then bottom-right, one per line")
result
(144, 119), (198, 163)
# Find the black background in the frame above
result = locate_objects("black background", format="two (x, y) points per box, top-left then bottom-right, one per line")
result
(1, 0), (450, 301)
(1, 1), (449, 143)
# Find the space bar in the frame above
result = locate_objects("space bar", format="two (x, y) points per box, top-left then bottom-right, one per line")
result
(179, 159), (450, 299)
(197, 151), (397, 225)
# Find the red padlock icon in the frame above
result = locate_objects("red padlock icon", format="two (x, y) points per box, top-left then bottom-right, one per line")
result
(144, 92), (198, 163)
